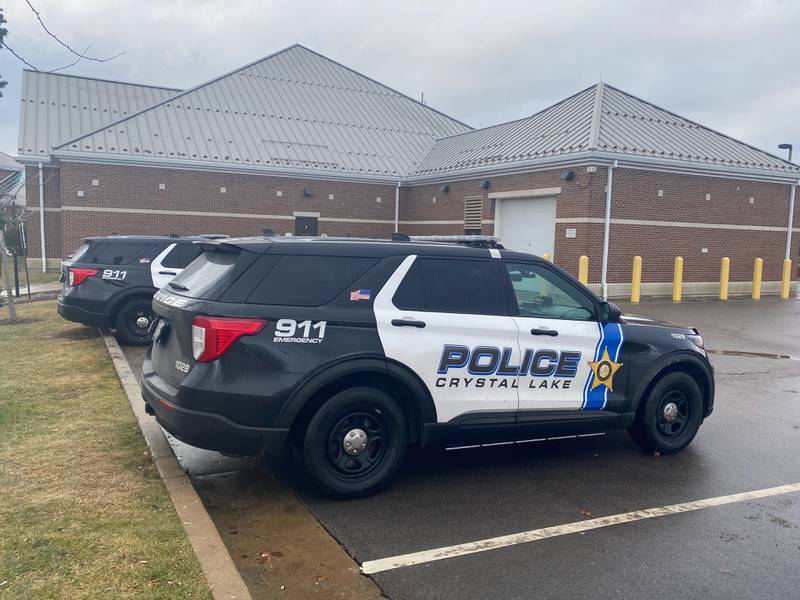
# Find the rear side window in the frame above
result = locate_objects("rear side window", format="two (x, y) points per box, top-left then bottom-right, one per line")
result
(161, 243), (203, 268)
(247, 255), (378, 306)
(393, 258), (504, 315)
(84, 242), (163, 266)
(168, 250), (239, 298)
(67, 243), (90, 261)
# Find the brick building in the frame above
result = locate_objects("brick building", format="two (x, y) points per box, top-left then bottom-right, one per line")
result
(14, 44), (799, 297)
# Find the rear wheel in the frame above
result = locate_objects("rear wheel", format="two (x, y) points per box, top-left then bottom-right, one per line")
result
(303, 387), (407, 498)
(113, 298), (154, 346)
(628, 372), (703, 454)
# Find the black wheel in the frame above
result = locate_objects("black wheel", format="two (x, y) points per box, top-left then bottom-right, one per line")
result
(302, 387), (407, 498)
(628, 372), (703, 454)
(113, 298), (155, 346)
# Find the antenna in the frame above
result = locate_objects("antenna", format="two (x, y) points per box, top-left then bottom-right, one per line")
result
(420, 91), (425, 104)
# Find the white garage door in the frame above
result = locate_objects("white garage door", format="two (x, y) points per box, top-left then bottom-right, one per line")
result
(495, 196), (557, 257)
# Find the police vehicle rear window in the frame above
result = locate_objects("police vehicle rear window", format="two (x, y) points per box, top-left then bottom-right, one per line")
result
(83, 242), (166, 265)
(247, 255), (378, 306)
(167, 250), (239, 298)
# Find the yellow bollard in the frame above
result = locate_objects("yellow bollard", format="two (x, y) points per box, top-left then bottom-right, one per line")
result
(672, 256), (683, 303)
(752, 258), (763, 300)
(719, 257), (730, 301)
(631, 255), (642, 304)
(543, 252), (551, 262)
(780, 258), (793, 300)
(578, 255), (589, 285)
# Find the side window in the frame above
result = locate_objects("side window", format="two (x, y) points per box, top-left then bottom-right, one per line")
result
(392, 260), (425, 310)
(161, 243), (203, 269)
(247, 255), (378, 306)
(393, 257), (504, 316)
(504, 262), (595, 321)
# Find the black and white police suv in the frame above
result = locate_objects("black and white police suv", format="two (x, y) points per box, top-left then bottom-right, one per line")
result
(141, 236), (714, 497)
(58, 235), (223, 345)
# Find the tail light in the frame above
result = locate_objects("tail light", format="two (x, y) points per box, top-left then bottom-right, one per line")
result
(68, 267), (98, 287)
(191, 316), (267, 362)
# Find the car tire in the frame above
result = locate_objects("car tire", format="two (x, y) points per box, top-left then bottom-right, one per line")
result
(303, 386), (407, 498)
(628, 372), (703, 454)
(113, 298), (155, 346)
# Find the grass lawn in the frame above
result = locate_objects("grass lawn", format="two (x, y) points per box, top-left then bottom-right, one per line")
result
(1, 265), (62, 287)
(0, 301), (212, 599)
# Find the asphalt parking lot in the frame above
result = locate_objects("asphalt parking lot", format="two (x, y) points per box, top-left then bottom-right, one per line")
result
(123, 297), (800, 600)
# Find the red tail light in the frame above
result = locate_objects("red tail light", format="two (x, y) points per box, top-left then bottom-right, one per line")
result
(69, 267), (98, 286)
(191, 316), (267, 362)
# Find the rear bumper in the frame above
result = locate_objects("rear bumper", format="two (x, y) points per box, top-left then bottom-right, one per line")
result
(141, 358), (289, 457)
(57, 296), (111, 327)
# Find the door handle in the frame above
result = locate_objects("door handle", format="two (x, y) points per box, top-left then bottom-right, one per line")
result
(159, 270), (178, 276)
(531, 328), (558, 336)
(392, 319), (426, 328)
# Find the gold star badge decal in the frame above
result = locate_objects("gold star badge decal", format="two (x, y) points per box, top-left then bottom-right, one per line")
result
(588, 349), (623, 391)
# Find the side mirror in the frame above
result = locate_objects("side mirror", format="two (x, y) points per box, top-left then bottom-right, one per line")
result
(599, 301), (622, 322)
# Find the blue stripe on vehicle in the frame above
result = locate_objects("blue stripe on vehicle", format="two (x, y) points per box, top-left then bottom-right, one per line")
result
(583, 322), (624, 410)
(581, 321), (604, 409)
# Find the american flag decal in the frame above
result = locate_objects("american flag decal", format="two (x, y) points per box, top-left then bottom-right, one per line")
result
(349, 288), (372, 301)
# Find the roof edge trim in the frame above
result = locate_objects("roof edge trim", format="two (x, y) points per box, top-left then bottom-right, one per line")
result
(21, 68), (182, 92)
(405, 150), (800, 185)
(51, 152), (403, 185)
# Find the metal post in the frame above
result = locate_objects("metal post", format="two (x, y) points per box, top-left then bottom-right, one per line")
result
(394, 181), (401, 233)
(752, 257), (763, 300)
(600, 160), (617, 300)
(578, 255), (589, 285)
(672, 256), (683, 303)
(12, 254), (20, 297)
(38, 162), (46, 272)
(786, 183), (796, 260)
(631, 255), (642, 304)
(719, 257), (730, 301)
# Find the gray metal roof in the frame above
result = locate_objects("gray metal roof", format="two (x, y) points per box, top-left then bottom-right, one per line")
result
(0, 150), (23, 171)
(17, 70), (181, 160)
(53, 45), (471, 178)
(410, 82), (799, 178)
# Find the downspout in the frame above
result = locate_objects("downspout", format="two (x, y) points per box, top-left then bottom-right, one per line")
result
(38, 162), (46, 272)
(786, 182), (797, 260)
(600, 160), (618, 301)
(394, 181), (401, 233)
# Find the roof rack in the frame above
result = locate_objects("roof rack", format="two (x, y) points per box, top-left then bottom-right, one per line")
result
(391, 232), (412, 242)
(409, 235), (505, 249)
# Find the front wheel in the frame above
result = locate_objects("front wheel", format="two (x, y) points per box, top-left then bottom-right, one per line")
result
(113, 298), (155, 346)
(628, 372), (703, 454)
(303, 387), (407, 498)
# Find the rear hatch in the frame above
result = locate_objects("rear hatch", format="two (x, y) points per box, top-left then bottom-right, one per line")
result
(150, 243), (259, 388)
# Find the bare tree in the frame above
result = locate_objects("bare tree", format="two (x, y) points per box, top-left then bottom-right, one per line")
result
(0, 2), (124, 77)
(0, 8), (7, 96)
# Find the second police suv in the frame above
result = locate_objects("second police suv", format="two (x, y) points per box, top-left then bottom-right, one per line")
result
(142, 235), (714, 498)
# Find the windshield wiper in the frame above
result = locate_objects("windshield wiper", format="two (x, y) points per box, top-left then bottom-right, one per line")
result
(168, 282), (189, 291)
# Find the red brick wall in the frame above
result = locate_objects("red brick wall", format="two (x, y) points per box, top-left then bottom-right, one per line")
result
(34, 163), (397, 257)
(24, 165), (63, 260)
(404, 166), (798, 284)
(26, 161), (798, 287)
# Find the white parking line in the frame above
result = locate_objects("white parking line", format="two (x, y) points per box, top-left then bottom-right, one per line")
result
(360, 482), (800, 575)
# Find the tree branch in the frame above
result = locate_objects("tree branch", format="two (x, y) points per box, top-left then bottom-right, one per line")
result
(25, 0), (125, 63)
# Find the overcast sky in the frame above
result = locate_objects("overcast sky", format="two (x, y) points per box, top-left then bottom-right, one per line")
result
(1, 0), (799, 160)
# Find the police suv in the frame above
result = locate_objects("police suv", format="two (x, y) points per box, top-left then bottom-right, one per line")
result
(58, 235), (223, 345)
(141, 236), (714, 498)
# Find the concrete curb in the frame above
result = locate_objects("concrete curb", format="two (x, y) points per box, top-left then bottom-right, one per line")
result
(100, 332), (253, 600)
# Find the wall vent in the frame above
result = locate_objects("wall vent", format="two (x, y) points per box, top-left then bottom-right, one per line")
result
(464, 196), (483, 231)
